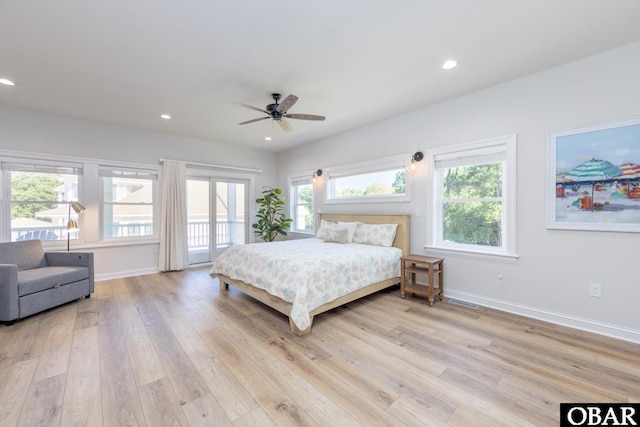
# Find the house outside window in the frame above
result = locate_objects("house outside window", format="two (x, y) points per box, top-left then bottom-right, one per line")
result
(100, 167), (157, 239)
(289, 174), (314, 233)
(324, 154), (409, 203)
(2, 161), (82, 242)
(426, 135), (517, 259)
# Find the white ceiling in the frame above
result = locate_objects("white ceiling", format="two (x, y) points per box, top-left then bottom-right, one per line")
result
(2, 1), (640, 152)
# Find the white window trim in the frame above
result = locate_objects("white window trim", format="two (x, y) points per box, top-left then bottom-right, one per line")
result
(288, 172), (315, 234)
(0, 149), (161, 248)
(323, 153), (411, 204)
(1, 156), (84, 247)
(99, 165), (160, 241)
(425, 134), (518, 260)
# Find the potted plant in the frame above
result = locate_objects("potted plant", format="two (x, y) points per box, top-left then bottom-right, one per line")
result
(252, 186), (293, 242)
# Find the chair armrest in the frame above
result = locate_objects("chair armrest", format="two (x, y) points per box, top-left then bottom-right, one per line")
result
(0, 264), (19, 322)
(45, 252), (95, 293)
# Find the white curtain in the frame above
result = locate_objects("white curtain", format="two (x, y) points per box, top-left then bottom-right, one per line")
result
(159, 161), (188, 271)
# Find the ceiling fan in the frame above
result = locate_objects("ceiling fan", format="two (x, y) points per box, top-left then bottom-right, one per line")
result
(238, 93), (325, 132)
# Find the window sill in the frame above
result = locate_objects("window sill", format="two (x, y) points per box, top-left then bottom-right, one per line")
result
(324, 195), (410, 204)
(44, 238), (160, 251)
(424, 245), (519, 263)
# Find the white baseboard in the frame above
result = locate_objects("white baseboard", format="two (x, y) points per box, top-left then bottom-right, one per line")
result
(95, 268), (159, 282)
(95, 263), (210, 282)
(445, 289), (640, 344)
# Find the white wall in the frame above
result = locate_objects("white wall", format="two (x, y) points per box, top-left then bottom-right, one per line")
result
(0, 106), (277, 279)
(277, 41), (640, 343)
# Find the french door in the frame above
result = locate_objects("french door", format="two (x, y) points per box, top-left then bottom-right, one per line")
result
(186, 177), (249, 265)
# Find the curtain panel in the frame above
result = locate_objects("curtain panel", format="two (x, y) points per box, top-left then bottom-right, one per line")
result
(159, 161), (188, 271)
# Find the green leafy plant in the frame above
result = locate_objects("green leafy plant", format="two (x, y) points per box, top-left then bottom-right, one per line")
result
(252, 186), (293, 242)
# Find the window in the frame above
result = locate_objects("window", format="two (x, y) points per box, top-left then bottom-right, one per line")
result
(1, 151), (161, 246)
(426, 135), (517, 259)
(2, 160), (82, 242)
(289, 174), (314, 233)
(100, 167), (157, 239)
(324, 154), (409, 203)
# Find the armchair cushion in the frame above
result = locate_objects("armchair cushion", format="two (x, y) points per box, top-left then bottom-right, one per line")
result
(0, 240), (47, 270)
(18, 266), (90, 296)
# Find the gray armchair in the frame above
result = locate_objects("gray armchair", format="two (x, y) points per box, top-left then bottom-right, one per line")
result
(0, 240), (94, 324)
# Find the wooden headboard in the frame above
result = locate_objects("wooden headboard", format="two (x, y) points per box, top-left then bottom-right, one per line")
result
(318, 213), (411, 256)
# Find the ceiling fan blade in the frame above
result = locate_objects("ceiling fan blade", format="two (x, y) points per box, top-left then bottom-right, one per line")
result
(284, 113), (326, 121)
(278, 118), (293, 132)
(239, 103), (268, 114)
(238, 116), (270, 125)
(277, 94), (298, 113)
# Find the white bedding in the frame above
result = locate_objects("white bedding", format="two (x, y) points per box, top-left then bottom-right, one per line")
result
(209, 238), (402, 330)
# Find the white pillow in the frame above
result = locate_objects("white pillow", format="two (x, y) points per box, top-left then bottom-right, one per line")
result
(353, 223), (398, 247)
(323, 227), (349, 244)
(316, 220), (337, 239)
(337, 221), (360, 243)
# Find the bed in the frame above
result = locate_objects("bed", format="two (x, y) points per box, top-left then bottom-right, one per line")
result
(210, 213), (410, 336)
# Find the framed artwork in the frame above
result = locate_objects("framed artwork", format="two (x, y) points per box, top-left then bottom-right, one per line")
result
(547, 117), (640, 232)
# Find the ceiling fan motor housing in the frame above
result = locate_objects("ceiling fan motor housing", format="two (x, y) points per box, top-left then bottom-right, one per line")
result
(266, 103), (281, 120)
(266, 95), (282, 120)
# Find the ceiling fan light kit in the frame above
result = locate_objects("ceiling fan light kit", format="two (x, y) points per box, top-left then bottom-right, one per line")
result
(239, 93), (325, 133)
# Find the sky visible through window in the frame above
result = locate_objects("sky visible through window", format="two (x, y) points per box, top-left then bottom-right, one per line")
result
(334, 169), (402, 196)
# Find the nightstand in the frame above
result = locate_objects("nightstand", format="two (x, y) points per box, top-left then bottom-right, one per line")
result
(400, 255), (444, 306)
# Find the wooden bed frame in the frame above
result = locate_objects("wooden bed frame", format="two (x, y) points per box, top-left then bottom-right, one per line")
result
(217, 213), (410, 336)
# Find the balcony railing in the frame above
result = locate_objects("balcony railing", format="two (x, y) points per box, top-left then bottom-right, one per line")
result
(188, 220), (245, 250)
(11, 220), (244, 249)
(12, 226), (67, 242)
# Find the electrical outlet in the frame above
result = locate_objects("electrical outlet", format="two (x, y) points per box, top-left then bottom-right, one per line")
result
(588, 282), (602, 298)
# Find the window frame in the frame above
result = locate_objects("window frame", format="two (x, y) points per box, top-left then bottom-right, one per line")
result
(323, 154), (411, 204)
(1, 157), (84, 247)
(426, 135), (518, 261)
(99, 165), (159, 241)
(288, 173), (315, 234)
(0, 149), (161, 248)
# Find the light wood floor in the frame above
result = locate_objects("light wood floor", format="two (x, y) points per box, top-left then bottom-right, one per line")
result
(1, 267), (638, 427)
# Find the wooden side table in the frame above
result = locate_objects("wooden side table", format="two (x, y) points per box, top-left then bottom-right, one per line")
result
(400, 255), (444, 306)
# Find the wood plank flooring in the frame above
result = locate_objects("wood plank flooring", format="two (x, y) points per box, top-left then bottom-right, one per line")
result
(0, 266), (638, 426)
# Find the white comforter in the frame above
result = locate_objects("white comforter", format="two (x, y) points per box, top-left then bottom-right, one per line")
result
(209, 238), (402, 330)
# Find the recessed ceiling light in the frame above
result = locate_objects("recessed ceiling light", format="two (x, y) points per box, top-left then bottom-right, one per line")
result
(0, 78), (15, 86)
(265, 137), (272, 141)
(160, 114), (171, 120)
(442, 60), (458, 70)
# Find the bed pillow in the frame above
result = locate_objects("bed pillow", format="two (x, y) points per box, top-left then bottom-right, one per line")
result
(353, 223), (398, 247)
(323, 227), (349, 244)
(316, 220), (337, 239)
(337, 221), (360, 243)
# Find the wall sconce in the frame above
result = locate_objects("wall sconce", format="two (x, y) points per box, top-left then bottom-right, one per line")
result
(312, 169), (323, 183)
(67, 201), (86, 251)
(410, 151), (424, 170)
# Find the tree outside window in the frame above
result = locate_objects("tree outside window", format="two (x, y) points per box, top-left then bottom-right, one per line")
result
(323, 154), (411, 203)
(11, 172), (61, 220)
(442, 163), (502, 247)
(289, 176), (314, 233)
(332, 168), (406, 198)
(427, 134), (517, 258)
(7, 168), (80, 242)
(297, 184), (313, 230)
